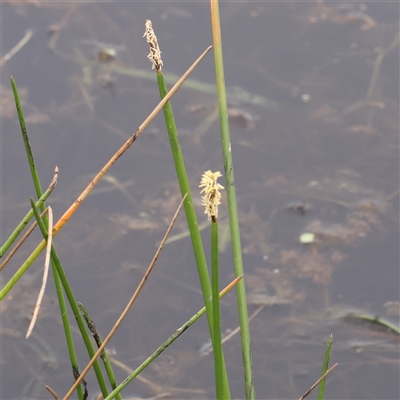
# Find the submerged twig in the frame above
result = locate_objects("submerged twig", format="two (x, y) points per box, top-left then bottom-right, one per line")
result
(46, 386), (59, 400)
(0, 30), (33, 67)
(366, 29), (399, 100)
(202, 304), (265, 356)
(106, 352), (164, 395)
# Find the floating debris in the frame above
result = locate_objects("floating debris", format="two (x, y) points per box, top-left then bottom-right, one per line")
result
(308, 2), (376, 30)
(300, 220), (356, 245)
(227, 106), (258, 129)
(247, 292), (292, 306)
(79, 39), (126, 63)
(109, 214), (160, 233)
(299, 232), (316, 244)
(285, 201), (312, 216)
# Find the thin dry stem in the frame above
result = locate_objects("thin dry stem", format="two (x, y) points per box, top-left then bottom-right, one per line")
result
(298, 363), (338, 400)
(26, 207), (53, 338)
(46, 386), (59, 400)
(0, 30), (34, 67)
(202, 304), (265, 356)
(105, 353), (163, 394)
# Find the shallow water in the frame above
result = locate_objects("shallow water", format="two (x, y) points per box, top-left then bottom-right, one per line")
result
(1, 2), (399, 399)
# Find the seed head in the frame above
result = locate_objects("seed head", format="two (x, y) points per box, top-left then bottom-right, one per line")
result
(199, 170), (224, 221)
(143, 20), (163, 71)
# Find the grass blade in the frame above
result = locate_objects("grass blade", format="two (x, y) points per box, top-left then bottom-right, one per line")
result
(318, 335), (333, 400)
(211, 219), (225, 399)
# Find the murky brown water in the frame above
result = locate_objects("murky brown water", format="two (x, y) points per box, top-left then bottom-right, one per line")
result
(1, 2), (399, 399)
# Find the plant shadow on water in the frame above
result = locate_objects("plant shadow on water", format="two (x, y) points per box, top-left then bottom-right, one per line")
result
(1, 2), (399, 399)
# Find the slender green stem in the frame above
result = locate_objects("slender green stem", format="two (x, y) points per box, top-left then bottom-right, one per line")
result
(11, 77), (45, 208)
(210, 1), (254, 398)
(318, 335), (333, 400)
(79, 303), (122, 400)
(211, 219), (227, 399)
(156, 72), (213, 323)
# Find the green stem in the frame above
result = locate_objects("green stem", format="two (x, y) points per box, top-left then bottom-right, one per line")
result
(318, 335), (333, 400)
(156, 71), (213, 324)
(211, 219), (227, 399)
(11, 77), (44, 207)
(210, 1), (254, 398)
